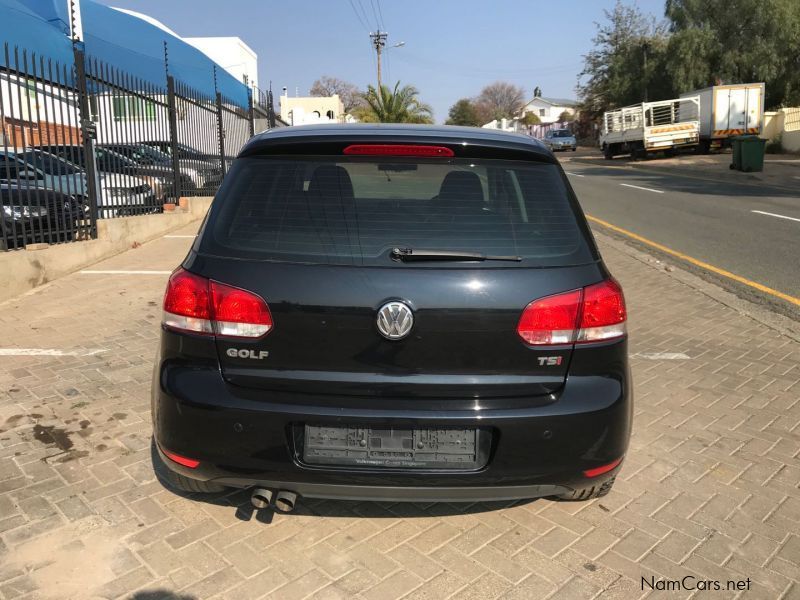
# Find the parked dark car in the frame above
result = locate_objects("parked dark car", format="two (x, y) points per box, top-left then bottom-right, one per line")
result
(1, 183), (81, 249)
(151, 124), (631, 511)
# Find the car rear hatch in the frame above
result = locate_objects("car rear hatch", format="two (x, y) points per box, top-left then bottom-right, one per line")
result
(189, 142), (601, 402)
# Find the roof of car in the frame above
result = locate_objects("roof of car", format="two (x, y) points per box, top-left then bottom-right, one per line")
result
(242, 123), (554, 162)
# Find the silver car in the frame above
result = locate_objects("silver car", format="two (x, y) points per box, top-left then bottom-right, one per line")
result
(544, 129), (577, 152)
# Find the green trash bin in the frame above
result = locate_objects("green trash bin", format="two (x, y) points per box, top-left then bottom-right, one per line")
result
(730, 135), (766, 172)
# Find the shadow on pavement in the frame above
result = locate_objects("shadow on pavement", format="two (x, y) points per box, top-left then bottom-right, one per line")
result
(129, 591), (197, 600)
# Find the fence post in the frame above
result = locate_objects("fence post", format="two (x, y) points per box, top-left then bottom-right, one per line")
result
(72, 46), (99, 238)
(247, 89), (255, 138)
(166, 76), (183, 201)
(216, 92), (226, 177)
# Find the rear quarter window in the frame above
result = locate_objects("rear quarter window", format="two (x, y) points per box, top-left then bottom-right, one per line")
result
(201, 155), (595, 267)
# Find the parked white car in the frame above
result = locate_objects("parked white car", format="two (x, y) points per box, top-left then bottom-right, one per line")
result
(0, 149), (157, 217)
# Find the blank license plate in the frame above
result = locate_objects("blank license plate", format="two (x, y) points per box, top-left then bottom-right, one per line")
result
(303, 425), (486, 470)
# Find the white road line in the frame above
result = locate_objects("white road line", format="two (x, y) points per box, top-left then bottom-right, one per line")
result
(165, 235), (196, 238)
(620, 183), (664, 194)
(751, 210), (800, 223)
(0, 348), (107, 357)
(631, 352), (690, 360)
(564, 171), (585, 177)
(80, 270), (171, 275)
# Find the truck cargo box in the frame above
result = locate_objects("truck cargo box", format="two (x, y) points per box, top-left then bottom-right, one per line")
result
(680, 83), (764, 142)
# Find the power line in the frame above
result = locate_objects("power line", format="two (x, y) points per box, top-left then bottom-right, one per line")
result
(376, 0), (386, 30)
(369, 0), (381, 29)
(347, 0), (370, 31)
(353, 0), (373, 31)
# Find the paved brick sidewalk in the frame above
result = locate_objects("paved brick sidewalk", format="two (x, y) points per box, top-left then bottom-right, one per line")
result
(0, 222), (798, 599)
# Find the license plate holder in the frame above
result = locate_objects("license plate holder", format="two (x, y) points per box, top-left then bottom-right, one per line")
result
(302, 425), (489, 470)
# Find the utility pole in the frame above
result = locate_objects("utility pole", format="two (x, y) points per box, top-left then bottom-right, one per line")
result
(370, 31), (388, 90)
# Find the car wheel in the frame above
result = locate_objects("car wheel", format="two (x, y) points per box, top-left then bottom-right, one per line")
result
(603, 144), (613, 160)
(572, 147), (577, 152)
(151, 438), (227, 494)
(556, 475), (616, 501)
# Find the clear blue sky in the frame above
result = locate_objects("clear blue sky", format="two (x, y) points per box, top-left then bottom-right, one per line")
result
(96, 0), (666, 122)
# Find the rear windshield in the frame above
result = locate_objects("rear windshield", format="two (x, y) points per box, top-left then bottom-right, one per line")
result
(203, 156), (594, 267)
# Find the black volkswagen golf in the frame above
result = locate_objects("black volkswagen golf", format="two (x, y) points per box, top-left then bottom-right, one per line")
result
(152, 124), (631, 511)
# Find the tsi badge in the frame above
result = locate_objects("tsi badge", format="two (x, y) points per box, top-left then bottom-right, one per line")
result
(227, 348), (269, 360)
(537, 356), (563, 366)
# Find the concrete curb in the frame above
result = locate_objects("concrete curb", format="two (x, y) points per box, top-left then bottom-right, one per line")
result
(0, 197), (212, 304)
(593, 229), (800, 343)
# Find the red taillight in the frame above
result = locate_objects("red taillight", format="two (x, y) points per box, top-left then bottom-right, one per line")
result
(162, 448), (200, 469)
(583, 457), (623, 478)
(163, 269), (213, 335)
(516, 279), (626, 346)
(517, 289), (582, 345)
(343, 144), (454, 157)
(577, 279), (626, 343)
(210, 281), (273, 338)
(162, 268), (272, 338)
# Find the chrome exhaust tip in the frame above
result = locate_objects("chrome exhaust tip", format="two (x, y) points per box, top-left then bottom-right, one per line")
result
(250, 488), (273, 509)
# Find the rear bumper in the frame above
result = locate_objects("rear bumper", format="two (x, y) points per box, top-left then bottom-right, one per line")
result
(152, 347), (632, 501)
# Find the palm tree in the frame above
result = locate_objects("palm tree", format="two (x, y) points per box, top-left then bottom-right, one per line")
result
(354, 81), (434, 124)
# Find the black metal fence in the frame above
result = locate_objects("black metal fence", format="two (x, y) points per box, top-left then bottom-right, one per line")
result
(0, 42), (263, 250)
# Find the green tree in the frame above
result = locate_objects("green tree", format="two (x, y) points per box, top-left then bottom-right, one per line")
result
(445, 99), (481, 126)
(577, 1), (671, 120)
(520, 112), (541, 126)
(665, 0), (800, 108)
(558, 110), (575, 122)
(353, 82), (434, 124)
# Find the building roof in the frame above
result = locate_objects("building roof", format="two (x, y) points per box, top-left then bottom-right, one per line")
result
(526, 96), (578, 107)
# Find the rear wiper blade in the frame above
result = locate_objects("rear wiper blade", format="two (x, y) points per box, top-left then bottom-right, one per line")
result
(390, 247), (522, 262)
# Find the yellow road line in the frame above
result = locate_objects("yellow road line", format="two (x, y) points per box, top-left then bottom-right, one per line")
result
(586, 214), (800, 307)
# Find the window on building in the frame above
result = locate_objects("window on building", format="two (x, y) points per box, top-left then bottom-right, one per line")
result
(20, 79), (40, 122)
(539, 109), (546, 117)
(112, 96), (157, 122)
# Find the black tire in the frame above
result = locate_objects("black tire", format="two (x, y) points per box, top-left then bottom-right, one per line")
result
(557, 476), (616, 501)
(572, 147), (577, 152)
(151, 438), (226, 494)
(603, 144), (613, 160)
(695, 140), (711, 155)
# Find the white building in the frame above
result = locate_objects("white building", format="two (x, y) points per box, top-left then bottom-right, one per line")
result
(279, 93), (345, 126)
(521, 96), (577, 124)
(481, 118), (523, 133)
(183, 37), (258, 91)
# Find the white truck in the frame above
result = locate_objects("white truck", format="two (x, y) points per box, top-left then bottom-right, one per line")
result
(679, 83), (765, 152)
(600, 96), (700, 159)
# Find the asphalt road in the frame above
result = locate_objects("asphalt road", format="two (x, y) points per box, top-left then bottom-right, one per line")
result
(558, 157), (800, 311)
